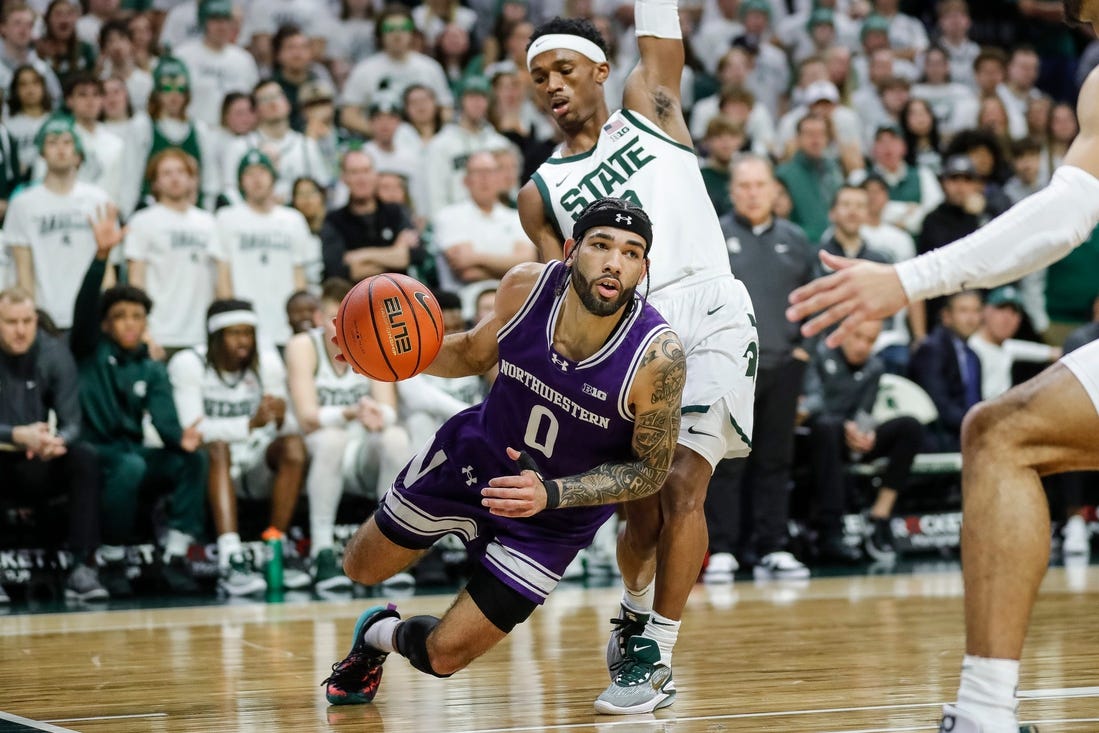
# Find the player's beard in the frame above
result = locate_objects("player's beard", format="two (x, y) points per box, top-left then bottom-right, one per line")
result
(569, 265), (635, 317)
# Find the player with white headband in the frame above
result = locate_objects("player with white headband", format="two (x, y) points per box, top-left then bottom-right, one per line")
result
(518, 0), (764, 715)
(785, 3), (1099, 729)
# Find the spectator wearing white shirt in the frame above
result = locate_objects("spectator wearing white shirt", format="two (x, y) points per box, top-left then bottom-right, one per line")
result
(911, 45), (978, 137)
(361, 96), (424, 215)
(432, 150), (535, 318)
(934, 0), (979, 90)
(52, 75), (124, 209)
(339, 5), (453, 139)
(75, 0), (117, 48)
(7, 115), (113, 331)
(422, 76), (509, 219)
(968, 286), (1060, 402)
(174, 0), (260, 128)
(693, 0), (743, 74)
(158, 0), (203, 53)
(871, 0), (928, 63)
(996, 46), (1041, 141)
(214, 149), (310, 349)
(222, 79), (332, 206)
(851, 15), (918, 92)
(239, 0), (328, 73)
(412, 0), (477, 49)
(126, 149), (228, 358)
(98, 20), (153, 114)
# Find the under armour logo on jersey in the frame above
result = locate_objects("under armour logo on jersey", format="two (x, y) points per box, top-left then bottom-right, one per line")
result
(550, 353), (569, 371)
(462, 465), (477, 486)
(615, 214), (632, 225)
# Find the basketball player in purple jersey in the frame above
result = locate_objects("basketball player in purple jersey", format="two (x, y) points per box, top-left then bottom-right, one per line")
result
(323, 198), (685, 707)
(518, 1), (763, 714)
(787, 4), (1099, 729)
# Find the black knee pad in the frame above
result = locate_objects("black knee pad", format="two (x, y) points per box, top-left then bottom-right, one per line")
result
(394, 615), (451, 678)
(465, 564), (537, 633)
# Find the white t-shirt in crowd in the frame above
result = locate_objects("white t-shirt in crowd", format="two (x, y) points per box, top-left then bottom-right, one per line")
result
(5, 113), (47, 179)
(3, 181), (111, 329)
(175, 39), (260, 127)
(340, 51), (454, 111)
(433, 199), (528, 315)
(214, 203), (311, 348)
(968, 333), (1059, 401)
(124, 203), (220, 349)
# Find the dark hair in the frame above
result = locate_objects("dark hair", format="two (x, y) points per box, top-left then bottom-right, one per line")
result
(945, 128), (1007, 183)
(1065, 0), (1084, 25)
(900, 97), (941, 167)
(432, 289), (462, 311)
(271, 23), (306, 72)
(63, 71), (102, 99)
(830, 183), (867, 209)
(97, 18), (131, 51)
(563, 197), (653, 304)
(320, 277), (353, 304)
(402, 83), (443, 132)
(796, 112), (831, 137)
(100, 284), (153, 321)
(7, 64), (51, 115)
(341, 0), (375, 20)
(220, 91), (252, 126)
(250, 77), (282, 106)
(206, 299), (259, 375)
(1010, 137), (1042, 158)
(527, 17), (608, 58)
(285, 289), (318, 316)
(973, 47), (1007, 72)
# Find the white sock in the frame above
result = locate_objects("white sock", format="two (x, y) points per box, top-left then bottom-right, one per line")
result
(362, 617), (400, 653)
(217, 532), (243, 568)
(956, 655), (1020, 730)
(642, 611), (680, 666)
(622, 580), (654, 615)
(163, 529), (192, 559)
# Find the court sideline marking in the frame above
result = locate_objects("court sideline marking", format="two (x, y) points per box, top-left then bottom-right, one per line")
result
(449, 687), (1099, 733)
(0, 711), (78, 733)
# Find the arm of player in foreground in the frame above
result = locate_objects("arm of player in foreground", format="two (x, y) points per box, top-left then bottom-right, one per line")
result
(422, 262), (543, 379)
(481, 330), (686, 517)
(786, 68), (1099, 349)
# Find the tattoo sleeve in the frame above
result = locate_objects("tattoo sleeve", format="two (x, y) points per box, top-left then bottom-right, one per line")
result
(551, 331), (686, 508)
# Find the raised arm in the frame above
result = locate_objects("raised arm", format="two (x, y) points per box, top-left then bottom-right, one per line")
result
(622, 0), (692, 148)
(423, 261), (543, 378)
(787, 66), (1099, 348)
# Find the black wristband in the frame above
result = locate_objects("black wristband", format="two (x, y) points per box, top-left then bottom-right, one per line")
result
(516, 450), (559, 510)
(543, 479), (561, 511)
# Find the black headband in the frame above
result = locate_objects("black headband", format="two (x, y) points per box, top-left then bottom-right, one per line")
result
(572, 206), (652, 254)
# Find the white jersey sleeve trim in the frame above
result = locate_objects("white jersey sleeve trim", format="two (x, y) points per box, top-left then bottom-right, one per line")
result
(896, 165), (1099, 301)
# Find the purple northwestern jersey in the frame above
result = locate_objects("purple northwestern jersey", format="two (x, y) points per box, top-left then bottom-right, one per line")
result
(374, 261), (672, 603)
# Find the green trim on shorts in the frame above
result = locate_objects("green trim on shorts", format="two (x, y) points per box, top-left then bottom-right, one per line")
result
(730, 415), (752, 449)
(681, 404), (711, 415)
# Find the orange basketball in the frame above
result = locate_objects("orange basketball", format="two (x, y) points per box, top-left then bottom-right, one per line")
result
(335, 273), (445, 382)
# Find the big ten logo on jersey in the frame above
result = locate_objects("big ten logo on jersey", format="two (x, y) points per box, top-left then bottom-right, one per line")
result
(602, 117), (630, 142)
(560, 136), (655, 219)
(583, 383), (607, 400)
(383, 296), (413, 354)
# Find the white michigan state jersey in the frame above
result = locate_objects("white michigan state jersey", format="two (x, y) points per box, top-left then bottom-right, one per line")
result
(530, 108), (731, 293)
(309, 328), (374, 407)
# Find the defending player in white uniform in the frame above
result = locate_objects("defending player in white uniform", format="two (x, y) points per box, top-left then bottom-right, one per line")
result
(285, 278), (411, 592)
(168, 300), (308, 596)
(518, 3), (767, 714)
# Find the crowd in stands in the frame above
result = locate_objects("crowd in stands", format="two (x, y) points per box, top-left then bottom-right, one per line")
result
(2, 0), (1099, 602)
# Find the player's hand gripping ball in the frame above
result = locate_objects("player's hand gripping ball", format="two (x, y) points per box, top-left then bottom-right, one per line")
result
(335, 274), (445, 381)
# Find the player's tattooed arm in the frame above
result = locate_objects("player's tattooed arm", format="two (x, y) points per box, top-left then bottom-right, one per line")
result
(551, 331), (685, 507)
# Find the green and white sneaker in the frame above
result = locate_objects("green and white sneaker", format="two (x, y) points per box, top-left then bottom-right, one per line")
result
(594, 635), (675, 715)
(605, 604), (649, 680)
(313, 548), (352, 592)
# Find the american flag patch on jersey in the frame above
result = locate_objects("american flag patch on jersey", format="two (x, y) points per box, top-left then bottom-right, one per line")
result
(603, 119), (624, 135)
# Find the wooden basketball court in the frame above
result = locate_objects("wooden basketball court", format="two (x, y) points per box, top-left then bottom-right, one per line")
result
(3, 564), (1099, 732)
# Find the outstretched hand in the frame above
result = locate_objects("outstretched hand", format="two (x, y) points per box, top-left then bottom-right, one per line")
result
(88, 203), (127, 258)
(481, 447), (548, 517)
(786, 251), (909, 348)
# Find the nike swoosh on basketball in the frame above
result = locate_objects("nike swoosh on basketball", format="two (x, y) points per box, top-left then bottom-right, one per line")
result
(706, 304), (726, 315)
(687, 425), (717, 438)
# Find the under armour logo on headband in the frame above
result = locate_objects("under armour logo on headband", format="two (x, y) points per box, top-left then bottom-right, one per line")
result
(616, 214), (632, 225)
